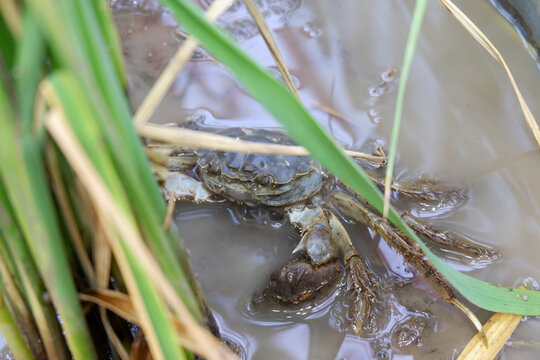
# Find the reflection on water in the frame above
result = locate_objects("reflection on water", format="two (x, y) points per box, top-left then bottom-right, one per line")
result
(115, 0), (540, 358)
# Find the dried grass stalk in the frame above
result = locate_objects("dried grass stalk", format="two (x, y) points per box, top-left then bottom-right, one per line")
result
(45, 110), (236, 360)
(140, 123), (387, 165)
(243, 0), (300, 99)
(440, 0), (540, 148)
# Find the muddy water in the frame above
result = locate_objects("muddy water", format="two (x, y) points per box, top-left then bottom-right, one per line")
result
(114, 0), (540, 358)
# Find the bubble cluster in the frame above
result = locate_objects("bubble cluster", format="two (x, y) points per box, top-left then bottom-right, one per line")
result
(368, 108), (381, 125)
(268, 67), (301, 88)
(198, 0), (302, 41)
(366, 68), (399, 125)
(109, 0), (161, 14)
(302, 21), (322, 38)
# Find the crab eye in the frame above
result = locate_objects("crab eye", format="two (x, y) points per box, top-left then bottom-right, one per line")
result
(256, 174), (274, 185)
(208, 160), (220, 174)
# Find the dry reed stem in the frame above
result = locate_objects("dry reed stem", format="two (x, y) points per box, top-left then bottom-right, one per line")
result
(0, 0), (22, 38)
(440, 0), (540, 148)
(44, 110), (236, 360)
(100, 307), (129, 360)
(163, 194), (176, 231)
(80, 289), (222, 358)
(243, 0), (300, 100)
(133, 0), (235, 127)
(15, 258), (63, 359)
(45, 142), (96, 286)
(93, 218), (112, 290)
(46, 111), (168, 360)
(93, 220), (126, 359)
(139, 124), (387, 165)
(457, 310), (524, 359)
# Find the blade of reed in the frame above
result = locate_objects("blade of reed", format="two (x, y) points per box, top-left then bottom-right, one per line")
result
(45, 144), (96, 286)
(0, 0), (21, 38)
(0, 72), (95, 360)
(0, 235), (40, 358)
(26, 0), (205, 319)
(383, 0), (427, 218)
(159, 0), (540, 314)
(42, 73), (187, 360)
(43, 72), (235, 360)
(0, 178), (69, 359)
(0, 296), (34, 360)
(44, 106), (234, 360)
(242, 0), (300, 99)
(14, 7), (45, 129)
(0, 10), (17, 68)
(91, 0), (127, 87)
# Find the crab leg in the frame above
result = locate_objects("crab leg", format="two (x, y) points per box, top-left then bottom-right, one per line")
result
(329, 191), (487, 343)
(400, 211), (500, 260)
(287, 206), (380, 333)
(358, 170), (468, 203)
(339, 183), (499, 260)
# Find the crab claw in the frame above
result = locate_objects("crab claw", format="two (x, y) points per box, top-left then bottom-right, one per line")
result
(327, 213), (380, 333)
(252, 206), (380, 333)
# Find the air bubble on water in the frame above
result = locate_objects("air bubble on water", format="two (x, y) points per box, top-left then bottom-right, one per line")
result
(368, 108), (381, 124)
(110, 0), (162, 14)
(268, 67), (300, 88)
(380, 68), (398, 82)
(303, 21), (322, 38)
(225, 19), (259, 41)
(368, 86), (383, 98)
(515, 277), (540, 290)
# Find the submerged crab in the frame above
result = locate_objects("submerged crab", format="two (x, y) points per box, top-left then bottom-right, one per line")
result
(159, 127), (500, 334)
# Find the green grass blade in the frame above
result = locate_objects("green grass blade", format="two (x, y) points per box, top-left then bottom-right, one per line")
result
(160, 0), (540, 314)
(15, 7), (45, 129)
(91, 0), (127, 87)
(0, 76), (96, 360)
(0, 179), (69, 359)
(46, 71), (189, 360)
(0, 11), (16, 68)
(0, 295), (34, 360)
(383, 0), (427, 217)
(26, 0), (204, 318)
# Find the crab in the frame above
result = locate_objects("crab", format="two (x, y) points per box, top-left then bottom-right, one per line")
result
(158, 127), (500, 335)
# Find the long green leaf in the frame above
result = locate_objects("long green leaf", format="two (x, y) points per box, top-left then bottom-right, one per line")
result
(0, 72), (96, 360)
(0, 11), (16, 68)
(160, 0), (540, 314)
(46, 71), (187, 360)
(15, 7), (45, 129)
(0, 295), (34, 360)
(0, 177), (69, 360)
(27, 0), (204, 319)
(383, 0), (427, 217)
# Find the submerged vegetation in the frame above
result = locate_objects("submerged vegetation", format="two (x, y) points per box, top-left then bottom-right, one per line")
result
(0, 0), (539, 359)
